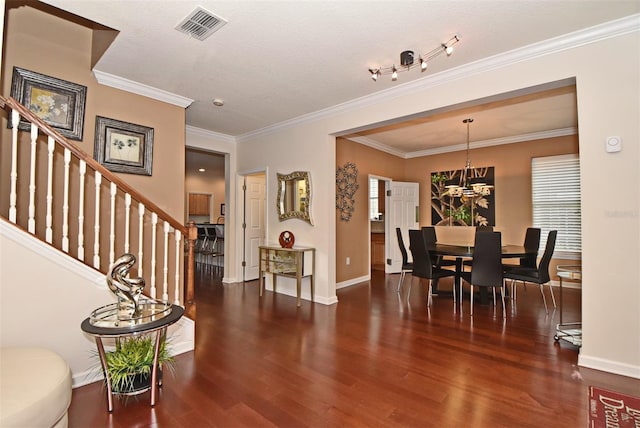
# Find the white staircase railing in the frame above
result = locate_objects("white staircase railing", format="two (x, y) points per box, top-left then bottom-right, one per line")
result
(1, 96), (196, 317)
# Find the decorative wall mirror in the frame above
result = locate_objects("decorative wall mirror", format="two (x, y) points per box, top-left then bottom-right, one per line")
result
(277, 171), (313, 225)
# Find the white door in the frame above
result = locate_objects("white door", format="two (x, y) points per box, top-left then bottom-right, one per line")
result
(243, 174), (266, 281)
(386, 181), (419, 273)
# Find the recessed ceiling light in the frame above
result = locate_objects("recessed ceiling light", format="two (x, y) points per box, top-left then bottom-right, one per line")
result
(198, 168), (206, 172)
(212, 99), (224, 107)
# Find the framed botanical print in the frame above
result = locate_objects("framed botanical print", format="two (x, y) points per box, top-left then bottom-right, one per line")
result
(94, 116), (154, 176)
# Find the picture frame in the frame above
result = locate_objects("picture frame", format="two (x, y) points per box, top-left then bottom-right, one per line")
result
(220, 203), (225, 216)
(10, 67), (87, 140)
(94, 116), (154, 176)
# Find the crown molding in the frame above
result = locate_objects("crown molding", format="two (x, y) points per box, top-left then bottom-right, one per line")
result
(237, 13), (639, 143)
(93, 70), (194, 108)
(351, 127), (578, 159)
(186, 125), (236, 144)
(344, 136), (407, 158)
(406, 127), (578, 158)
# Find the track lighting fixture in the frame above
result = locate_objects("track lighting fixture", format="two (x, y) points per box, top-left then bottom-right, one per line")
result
(368, 34), (460, 82)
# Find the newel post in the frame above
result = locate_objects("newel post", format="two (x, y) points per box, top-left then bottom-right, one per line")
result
(185, 221), (198, 318)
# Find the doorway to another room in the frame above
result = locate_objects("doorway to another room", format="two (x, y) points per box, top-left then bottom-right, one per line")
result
(369, 177), (387, 272)
(185, 148), (226, 278)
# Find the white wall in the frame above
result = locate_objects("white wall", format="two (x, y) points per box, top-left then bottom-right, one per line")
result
(235, 22), (640, 377)
(237, 127), (338, 305)
(0, 221), (195, 387)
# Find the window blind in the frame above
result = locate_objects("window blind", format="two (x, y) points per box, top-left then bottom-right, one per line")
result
(531, 154), (581, 259)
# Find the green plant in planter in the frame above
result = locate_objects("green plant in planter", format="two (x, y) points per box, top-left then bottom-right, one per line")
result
(104, 335), (174, 394)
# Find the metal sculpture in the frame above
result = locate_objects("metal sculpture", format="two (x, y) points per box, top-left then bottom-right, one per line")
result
(106, 253), (145, 320)
(336, 162), (359, 221)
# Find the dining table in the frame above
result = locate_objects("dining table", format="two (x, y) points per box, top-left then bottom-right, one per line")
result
(430, 243), (536, 304)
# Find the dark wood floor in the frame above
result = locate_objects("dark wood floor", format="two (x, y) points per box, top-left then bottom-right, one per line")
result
(69, 268), (639, 427)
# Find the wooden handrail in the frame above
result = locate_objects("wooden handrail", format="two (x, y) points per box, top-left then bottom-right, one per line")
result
(1, 95), (196, 318)
(1, 96), (186, 235)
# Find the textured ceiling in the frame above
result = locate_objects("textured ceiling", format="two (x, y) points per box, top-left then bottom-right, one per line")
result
(39, 0), (639, 154)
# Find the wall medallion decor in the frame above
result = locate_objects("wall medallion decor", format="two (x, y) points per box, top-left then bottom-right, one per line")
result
(278, 230), (295, 248)
(336, 162), (359, 222)
(431, 167), (495, 226)
(94, 116), (154, 176)
(9, 67), (87, 140)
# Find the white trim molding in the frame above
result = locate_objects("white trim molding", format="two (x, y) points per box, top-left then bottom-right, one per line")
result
(336, 275), (370, 289)
(186, 125), (236, 144)
(93, 70), (194, 108)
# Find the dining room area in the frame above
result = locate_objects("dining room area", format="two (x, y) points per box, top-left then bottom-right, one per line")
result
(335, 89), (584, 343)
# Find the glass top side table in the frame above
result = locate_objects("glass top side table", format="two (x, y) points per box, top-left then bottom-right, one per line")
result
(80, 300), (184, 412)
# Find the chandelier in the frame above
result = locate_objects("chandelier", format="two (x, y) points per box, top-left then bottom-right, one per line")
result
(446, 118), (493, 198)
(368, 35), (460, 82)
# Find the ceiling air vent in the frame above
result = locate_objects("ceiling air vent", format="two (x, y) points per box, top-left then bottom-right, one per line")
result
(175, 7), (227, 41)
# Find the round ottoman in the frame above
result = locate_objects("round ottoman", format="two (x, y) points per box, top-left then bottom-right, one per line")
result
(0, 347), (72, 428)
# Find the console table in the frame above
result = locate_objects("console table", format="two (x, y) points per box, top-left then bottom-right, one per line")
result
(259, 245), (315, 306)
(80, 302), (184, 412)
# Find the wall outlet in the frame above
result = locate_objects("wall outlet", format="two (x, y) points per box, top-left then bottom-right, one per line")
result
(346, 257), (350, 265)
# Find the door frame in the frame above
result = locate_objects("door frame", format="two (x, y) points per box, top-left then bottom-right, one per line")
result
(236, 167), (268, 282)
(368, 174), (392, 273)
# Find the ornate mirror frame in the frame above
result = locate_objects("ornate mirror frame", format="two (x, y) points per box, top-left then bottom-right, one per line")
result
(277, 171), (313, 225)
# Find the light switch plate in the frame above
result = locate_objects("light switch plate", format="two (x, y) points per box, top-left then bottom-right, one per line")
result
(605, 136), (622, 153)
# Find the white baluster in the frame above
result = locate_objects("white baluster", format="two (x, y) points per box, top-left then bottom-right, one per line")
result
(62, 149), (71, 252)
(162, 221), (170, 302)
(174, 229), (182, 305)
(45, 137), (54, 244)
(138, 203), (145, 277)
(78, 161), (86, 261)
(9, 110), (19, 223)
(28, 123), (38, 233)
(150, 213), (158, 299)
(93, 172), (102, 269)
(109, 183), (116, 265)
(124, 194), (131, 254)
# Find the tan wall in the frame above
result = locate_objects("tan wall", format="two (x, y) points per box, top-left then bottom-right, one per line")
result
(1, 5), (185, 223)
(406, 134), (580, 280)
(336, 134), (579, 284)
(336, 137), (406, 283)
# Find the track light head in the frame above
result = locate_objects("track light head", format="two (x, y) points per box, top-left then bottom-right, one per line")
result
(420, 57), (427, 71)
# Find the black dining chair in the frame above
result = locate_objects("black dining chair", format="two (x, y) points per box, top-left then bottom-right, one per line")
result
(504, 227), (541, 273)
(395, 228), (413, 293)
(407, 229), (455, 306)
(463, 225), (495, 269)
(460, 231), (505, 317)
(421, 226), (456, 294)
(504, 230), (557, 313)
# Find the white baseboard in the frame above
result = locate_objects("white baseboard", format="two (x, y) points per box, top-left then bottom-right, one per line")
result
(579, 354), (640, 379)
(336, 275), (370, 289)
